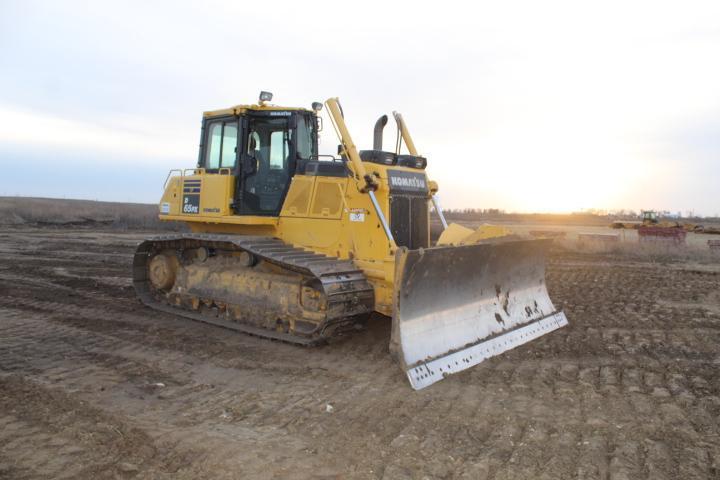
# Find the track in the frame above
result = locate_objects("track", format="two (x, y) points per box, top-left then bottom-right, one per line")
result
(1, 227), (719, 479)
(133, 234), (374, 344)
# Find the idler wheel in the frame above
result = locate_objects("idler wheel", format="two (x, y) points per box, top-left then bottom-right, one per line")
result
(148, 253), (179, 291)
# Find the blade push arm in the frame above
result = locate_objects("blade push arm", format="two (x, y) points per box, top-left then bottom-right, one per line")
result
(326, 98), (377, 193)
(325, 97), (396, 248)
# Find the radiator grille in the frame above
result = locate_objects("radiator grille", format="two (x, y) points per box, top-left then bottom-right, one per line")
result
(390, 195), (429, 249)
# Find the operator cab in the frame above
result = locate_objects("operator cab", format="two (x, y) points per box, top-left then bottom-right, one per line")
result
(641, 210), (659, 224)
(198, 92), (321, 216)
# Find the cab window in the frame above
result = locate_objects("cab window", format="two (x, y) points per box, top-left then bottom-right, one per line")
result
(221, 124), (237, 167)
(206, 123), (222, 169)
(205, 120), (238, 169)
(295, 114), (315, 160)
(269, 130), (288, 169)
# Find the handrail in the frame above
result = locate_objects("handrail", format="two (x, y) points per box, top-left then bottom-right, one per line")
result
(165, 167), (232, 188)
(163, 169), (183, 189)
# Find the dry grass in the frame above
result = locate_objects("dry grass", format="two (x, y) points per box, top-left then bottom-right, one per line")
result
(555, 236), (720, 264)
(0, 197), (183, 231)
(430, 218), (719, 264)
(445, 211), (613, 226)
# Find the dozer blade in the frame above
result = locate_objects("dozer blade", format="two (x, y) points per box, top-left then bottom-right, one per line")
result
(391, 238), (567, 390)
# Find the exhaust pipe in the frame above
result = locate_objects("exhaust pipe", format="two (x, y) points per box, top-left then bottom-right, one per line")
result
(373, 115), (388, 151)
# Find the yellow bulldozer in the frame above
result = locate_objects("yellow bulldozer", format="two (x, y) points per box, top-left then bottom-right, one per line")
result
(133, 92), (567, 389)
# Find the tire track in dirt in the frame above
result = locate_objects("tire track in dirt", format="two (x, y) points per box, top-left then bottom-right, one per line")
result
(0, 374), (195, 479)
(0, 307), (369, 478)
(2, 228), (720, 479)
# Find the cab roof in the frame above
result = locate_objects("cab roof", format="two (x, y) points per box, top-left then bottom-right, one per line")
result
(203, 103), (313, 118)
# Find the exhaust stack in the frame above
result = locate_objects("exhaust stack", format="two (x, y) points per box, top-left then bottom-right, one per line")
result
(373, 115), (388, 151)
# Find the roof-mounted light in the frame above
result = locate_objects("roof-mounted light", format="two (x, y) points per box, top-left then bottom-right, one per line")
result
(259, 91), (273, 104)
(311, 102), (323, 112)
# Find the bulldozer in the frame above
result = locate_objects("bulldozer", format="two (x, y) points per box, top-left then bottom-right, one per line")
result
(133, 92), (568, 389)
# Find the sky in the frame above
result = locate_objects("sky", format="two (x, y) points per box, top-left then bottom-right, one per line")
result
(0, 0), (719, 215)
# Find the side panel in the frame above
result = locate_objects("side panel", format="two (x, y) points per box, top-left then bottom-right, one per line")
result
(159, 176), (183, 216)
(309, 178), (346, 219)
(277, 217), (344, 250)
(197, 174), (234, 217)
(280, 175), (315, 217)
(279, 175), (347, 220)
(160, 173), (234, 218)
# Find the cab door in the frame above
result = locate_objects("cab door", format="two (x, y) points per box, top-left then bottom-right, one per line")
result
(237, 113), (296, 216)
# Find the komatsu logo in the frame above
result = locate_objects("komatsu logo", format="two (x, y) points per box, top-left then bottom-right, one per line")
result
(389, 176), (426, 189)
(387, 170), (429, 195)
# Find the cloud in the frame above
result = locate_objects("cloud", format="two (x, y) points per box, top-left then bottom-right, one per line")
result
(1, 0), (720, 214)
(0, 105), (195, 161)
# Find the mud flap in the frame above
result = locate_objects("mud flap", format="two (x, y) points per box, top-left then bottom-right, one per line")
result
(391, 239), (568, 390)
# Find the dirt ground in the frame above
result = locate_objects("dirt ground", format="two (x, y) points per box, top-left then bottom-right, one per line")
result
(1, 227), (719, 479)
